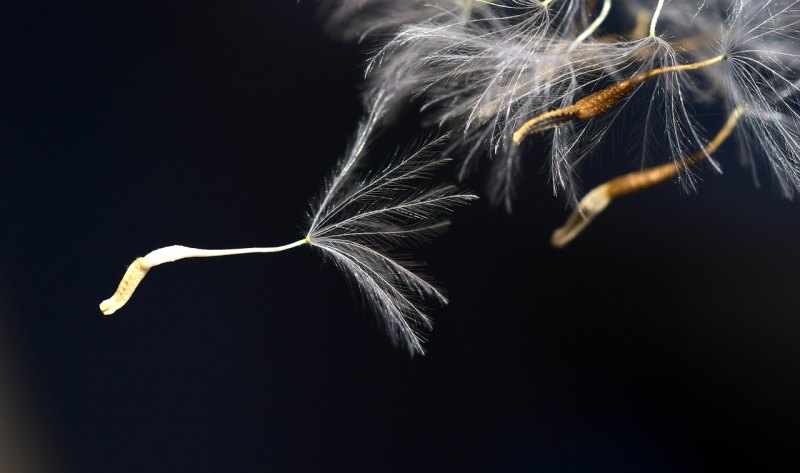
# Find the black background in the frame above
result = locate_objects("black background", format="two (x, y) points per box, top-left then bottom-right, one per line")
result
(2, 1), (800, 471)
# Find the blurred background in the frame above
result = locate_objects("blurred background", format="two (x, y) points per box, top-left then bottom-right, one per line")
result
(1, 1), (799, 471)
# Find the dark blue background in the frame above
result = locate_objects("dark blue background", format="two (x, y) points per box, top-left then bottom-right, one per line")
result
(1, 1), (799, 471)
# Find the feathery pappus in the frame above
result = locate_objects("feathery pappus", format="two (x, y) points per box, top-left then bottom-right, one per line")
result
(323, 0), (800, 244)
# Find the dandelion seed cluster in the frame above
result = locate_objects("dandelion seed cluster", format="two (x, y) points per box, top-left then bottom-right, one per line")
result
(327, 0), (800, 212)
(101, 0), (800, 355)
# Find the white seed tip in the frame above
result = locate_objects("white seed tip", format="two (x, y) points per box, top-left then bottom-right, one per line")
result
(551, 185), (612, 248)
(100, 298), (121, 316)
(99, 258), (151, 316)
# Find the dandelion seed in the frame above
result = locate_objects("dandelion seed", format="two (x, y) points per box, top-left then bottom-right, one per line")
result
(551, 106), (744, 247)
(513, 54), (727, 144)
(100, 90), (476, 355)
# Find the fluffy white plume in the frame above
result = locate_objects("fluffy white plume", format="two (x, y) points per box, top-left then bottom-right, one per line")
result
(366, 2), (646, 204)
(307, 90), (478, 354)
(718, 0), (800, 196)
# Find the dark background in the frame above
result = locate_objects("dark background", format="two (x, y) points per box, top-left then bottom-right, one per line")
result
(1, 1), (799, 471)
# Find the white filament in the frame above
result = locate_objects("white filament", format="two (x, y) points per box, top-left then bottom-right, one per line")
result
(650, 0), (665, 38)
(571, 0), (612, 48)
(99, 239), (308, 315)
